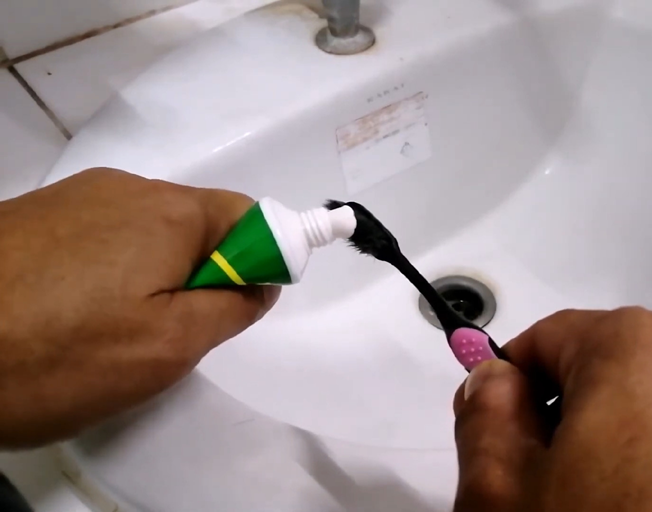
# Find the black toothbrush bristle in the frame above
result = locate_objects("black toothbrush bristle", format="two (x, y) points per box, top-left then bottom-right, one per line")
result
(324, 199), (346, 211)
(324, 198), (464, 329)
(324, 200), (400, 262)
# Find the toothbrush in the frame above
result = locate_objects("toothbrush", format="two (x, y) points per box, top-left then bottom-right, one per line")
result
(325, 200), (561, 420)
(324, 200), (503, 371)
(393, 252), (508, 371)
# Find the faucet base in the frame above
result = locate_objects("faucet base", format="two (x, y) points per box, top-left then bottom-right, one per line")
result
(316, 25), (375, 55)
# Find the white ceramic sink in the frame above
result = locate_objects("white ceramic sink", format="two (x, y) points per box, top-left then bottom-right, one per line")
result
(42, 0), (652, 509)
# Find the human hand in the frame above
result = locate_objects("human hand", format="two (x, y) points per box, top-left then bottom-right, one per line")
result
(0, 168), (279, 447)
(453, 307), (652, 512)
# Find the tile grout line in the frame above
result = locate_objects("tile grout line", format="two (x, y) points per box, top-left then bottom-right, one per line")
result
(3, 58), (73, 141)
(0, 4), (181, 69)
(0, 3), (188, 142)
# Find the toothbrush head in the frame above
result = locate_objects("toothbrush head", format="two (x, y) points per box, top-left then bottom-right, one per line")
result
(324, 200), (400, 263)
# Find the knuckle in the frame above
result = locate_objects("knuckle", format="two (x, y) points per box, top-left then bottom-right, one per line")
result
(218, 189), (255, 212)
(208, 190), (255, 228)
(613, 305), (650, 323)
(606, 307), (644, 335)
(82, 166), (123, 175)
(524, 309), (578, 340)
(77, 167), (129, 182)
(224, 190), (254, 205)
(605, 306), (652, 351)
(157, 187), (203, 229)
(457, 461), (519, 508)
(547, 308), (580, 324)
(596, 306), (651, 338)
(565, 307), (652, 367)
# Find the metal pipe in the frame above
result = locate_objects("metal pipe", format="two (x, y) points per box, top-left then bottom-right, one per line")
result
(316, 0), (375, 55)
(322, 0), (361, 38)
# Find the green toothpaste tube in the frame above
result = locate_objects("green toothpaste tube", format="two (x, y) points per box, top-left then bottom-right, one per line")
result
(186, 197), (356, 288)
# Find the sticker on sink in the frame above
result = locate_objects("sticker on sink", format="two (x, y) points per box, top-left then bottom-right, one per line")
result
(336, 92), (431, 195)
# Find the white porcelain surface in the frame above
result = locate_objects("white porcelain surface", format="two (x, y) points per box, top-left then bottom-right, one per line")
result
(0, 70), (66, 201)
(0, 0), (192, 57)
(16, 0), (278, 135)
(0, 449), (89, 512)
(43, 0), (652, 509)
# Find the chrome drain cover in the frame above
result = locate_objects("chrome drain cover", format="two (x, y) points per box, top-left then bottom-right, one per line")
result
(418, 275), (497, 330)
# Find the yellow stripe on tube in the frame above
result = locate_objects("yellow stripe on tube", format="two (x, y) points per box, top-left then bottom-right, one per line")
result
(210, 250), (246, 285)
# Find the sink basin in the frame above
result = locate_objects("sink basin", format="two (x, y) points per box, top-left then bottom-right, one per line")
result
(44, 0), (652, 509)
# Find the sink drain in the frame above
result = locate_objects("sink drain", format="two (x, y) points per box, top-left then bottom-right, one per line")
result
(418, 275), (497, 330)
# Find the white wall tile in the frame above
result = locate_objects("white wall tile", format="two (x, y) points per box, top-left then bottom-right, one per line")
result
(0, 70), (67, 201)
(16, 0), (277, 135)
(0, 0), (193, 58)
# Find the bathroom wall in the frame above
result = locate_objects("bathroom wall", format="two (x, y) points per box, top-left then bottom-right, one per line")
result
(0, 0), (276, 202)
(0, 2), (277, 509)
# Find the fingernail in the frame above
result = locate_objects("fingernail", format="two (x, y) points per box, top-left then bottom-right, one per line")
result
(464, 360), (512, 400)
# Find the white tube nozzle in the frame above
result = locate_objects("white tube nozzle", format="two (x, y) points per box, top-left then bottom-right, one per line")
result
(299, 205), (357, 250)
(327, 205), (357, 239)
(257, 198), (359, 284)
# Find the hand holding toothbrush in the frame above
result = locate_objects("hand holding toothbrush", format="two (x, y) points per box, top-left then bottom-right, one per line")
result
(453, 307), (652, 512)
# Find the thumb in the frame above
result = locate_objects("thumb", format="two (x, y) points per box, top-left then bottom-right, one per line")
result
(454, 360), (545, 512)
(162, 285), (281, 359)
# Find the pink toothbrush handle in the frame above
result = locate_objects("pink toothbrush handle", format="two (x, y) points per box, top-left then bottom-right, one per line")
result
(449, 327), (499, 371)
(451, 327), (562, 425)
